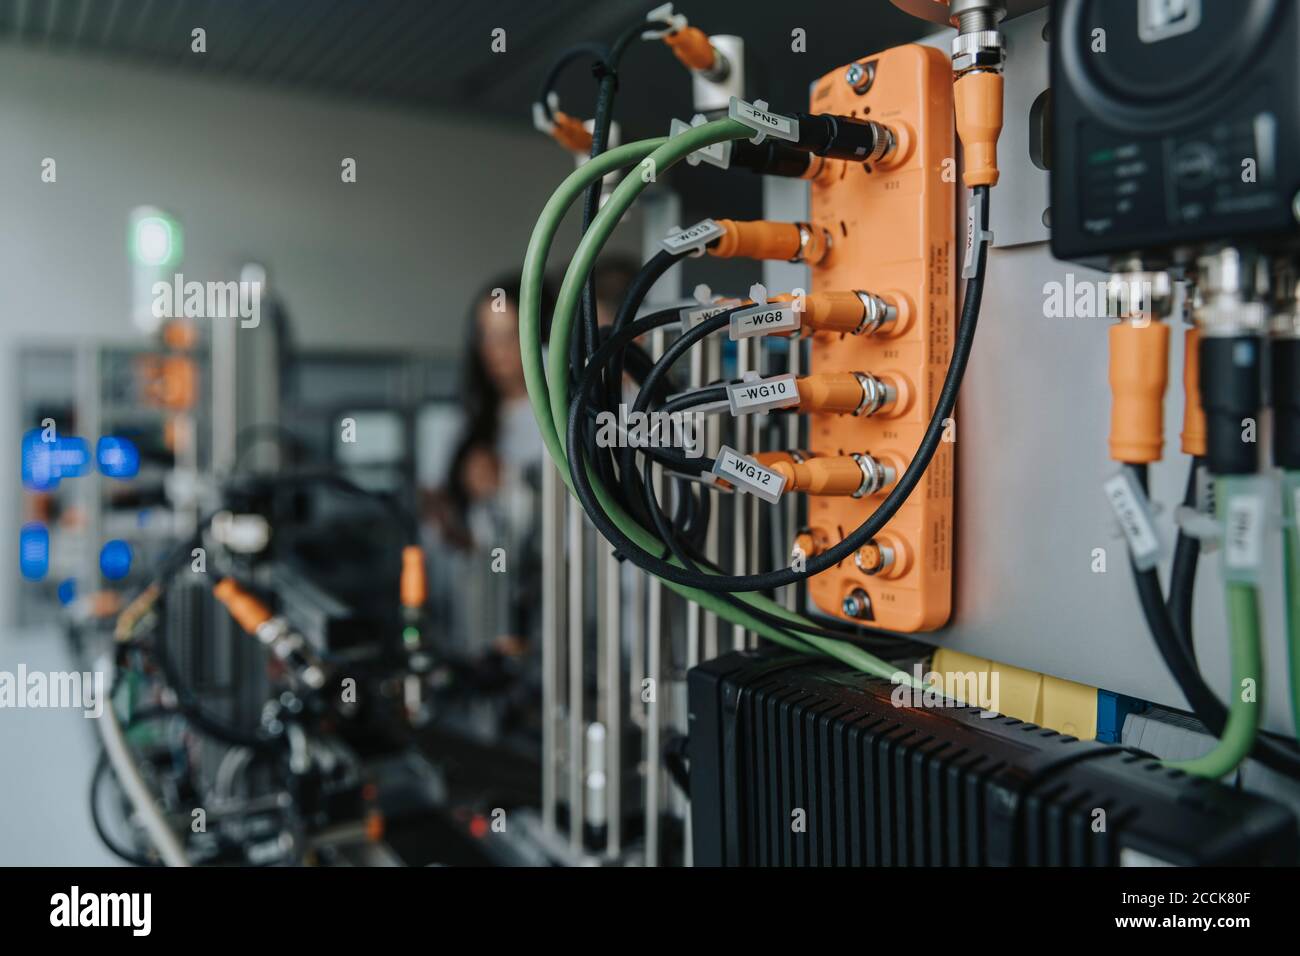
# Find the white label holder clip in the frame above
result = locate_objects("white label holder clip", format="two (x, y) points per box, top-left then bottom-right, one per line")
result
(661, 219), (725, 257)
(671, 114), (733, 168)
(727, 97), (799, 146)
(712, 445), (786, 503)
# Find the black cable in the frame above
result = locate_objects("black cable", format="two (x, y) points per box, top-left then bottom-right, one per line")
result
(89, 706), (177, 867)
(1167, 456), (1203, 660)
(570, 309), (734, 548)
(565, 186), (992, 594)
(91, 751), (161, 867)
(536, 43), (612, 121)
(548, 14), (674, 387)
(1127, 464), (1300, 779)
(609, 251), (689, 520)
(607, 249), (685, 403)
(638, 428), (931, 652)
(577, 70), (617, 366)
(151, 614), (281, 753)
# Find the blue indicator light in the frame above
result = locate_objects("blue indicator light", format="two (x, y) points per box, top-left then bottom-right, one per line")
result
(96, 436), (140, 479)
(99, 539), (133, 580)
(57, 578), (77, 605)
(21, 429), (91, 491)
(19, 523), (50, 580)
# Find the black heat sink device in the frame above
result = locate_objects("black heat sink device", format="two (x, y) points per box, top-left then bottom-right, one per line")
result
(688, 651), (1299, 866)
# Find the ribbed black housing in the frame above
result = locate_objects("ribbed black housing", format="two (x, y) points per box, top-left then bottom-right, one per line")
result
(688, 652), (1298, 866)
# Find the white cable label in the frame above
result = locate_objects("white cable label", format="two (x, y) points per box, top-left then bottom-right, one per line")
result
(1224, 491), (1266, 580)
(728, 97), (799, 143)
(661, 219), (724, 256)
(729, 302), (800, 340)
(712, 445), (786, 503)
(679, 300), (739, 333)
(962, 191), (994, 279)
(726, 373), (800, 415)
(1104, 469), (1161, 570)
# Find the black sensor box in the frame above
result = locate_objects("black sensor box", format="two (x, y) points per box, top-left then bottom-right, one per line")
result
(1050, 0), (1300, 267)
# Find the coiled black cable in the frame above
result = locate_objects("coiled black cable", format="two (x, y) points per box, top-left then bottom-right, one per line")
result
(565, 186), (991, 594)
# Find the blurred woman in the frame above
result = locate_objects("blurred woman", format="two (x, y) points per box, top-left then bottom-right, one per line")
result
(437, 274), (554, 550)
(422, 274), (556, 739)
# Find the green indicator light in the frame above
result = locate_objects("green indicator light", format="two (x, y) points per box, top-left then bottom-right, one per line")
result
(403, 626), (420, 647)
(130, 211), (183, 268)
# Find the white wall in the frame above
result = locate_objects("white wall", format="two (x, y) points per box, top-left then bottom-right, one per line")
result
(0, 45), (642, 621)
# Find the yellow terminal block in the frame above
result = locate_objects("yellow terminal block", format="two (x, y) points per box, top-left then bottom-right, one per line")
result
(931, 648), (1100, 740)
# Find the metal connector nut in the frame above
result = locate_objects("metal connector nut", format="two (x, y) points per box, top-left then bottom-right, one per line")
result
(850, 453), (895, 498)
(951, 30), (1005, 75)
(852, 372), (897, 417)
(854, 291), (898, 335)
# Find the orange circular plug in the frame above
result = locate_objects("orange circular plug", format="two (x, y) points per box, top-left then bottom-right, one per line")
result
(1181, 327), (1207, 457)
(954, 71), (1003, 187)
(1108, 320), (1170, 464)
(793, 526), (831, 561)
(854, 533), (911, 580)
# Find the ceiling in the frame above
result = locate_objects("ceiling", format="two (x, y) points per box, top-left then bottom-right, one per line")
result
(0, 0), (934, 137)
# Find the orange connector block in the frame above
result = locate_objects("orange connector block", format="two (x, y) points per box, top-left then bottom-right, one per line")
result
(802, 43), (955, 632)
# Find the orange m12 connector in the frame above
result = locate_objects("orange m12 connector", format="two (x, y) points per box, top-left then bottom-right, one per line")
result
(708, 219), (830, 265)
(802, 43), (955, 632)
(769, 452), (899, 498)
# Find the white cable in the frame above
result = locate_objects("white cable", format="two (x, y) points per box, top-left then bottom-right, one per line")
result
(94, 655), (191, 867)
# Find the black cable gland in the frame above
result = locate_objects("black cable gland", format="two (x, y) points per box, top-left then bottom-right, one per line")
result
(1199, 334), (1262, 476)
(794, 112), (887, 162)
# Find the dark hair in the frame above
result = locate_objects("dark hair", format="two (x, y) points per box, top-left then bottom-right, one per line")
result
(442, 272), (557, 529)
